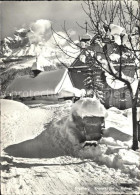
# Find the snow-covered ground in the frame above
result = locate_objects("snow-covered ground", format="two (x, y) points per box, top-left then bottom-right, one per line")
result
(1, 99), (140, 194)
(1, 99), (72, 150)
(1, 155), (139, 195)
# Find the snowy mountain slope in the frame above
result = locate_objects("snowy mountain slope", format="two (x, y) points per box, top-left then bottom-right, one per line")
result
(1, 23), (79, 68)
(2, 29), (29, 57)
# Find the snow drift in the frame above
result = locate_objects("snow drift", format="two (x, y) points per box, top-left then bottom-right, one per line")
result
(104, 107), (133, 141)
(3, 99), (73, 158)
(2, 98), (139, 178)
(1, 99), (55, 149)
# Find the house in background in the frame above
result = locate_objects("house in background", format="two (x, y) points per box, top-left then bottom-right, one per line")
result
(5, 32), (139, 108)
(5, 61), (83, 104)
(68, 32), (139, 109)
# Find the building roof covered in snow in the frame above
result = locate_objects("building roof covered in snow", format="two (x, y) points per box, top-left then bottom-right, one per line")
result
(6, 68), (82, 98)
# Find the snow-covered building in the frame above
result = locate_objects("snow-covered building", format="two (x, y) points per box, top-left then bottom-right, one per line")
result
(5, 63), (82, 103)
(69, 33), (139, 109)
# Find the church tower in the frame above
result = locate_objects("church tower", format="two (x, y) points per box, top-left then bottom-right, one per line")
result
(80, 22), (92, 49)
(31, 56), (44, 77)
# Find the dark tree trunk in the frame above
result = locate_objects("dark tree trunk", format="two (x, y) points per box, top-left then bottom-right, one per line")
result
(132, 98), (139, 150)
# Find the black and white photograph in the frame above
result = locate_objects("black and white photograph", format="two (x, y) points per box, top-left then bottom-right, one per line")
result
(0, 0), (140, 194)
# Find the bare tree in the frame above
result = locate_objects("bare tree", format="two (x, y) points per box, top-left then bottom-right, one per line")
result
(52, 0), (140, 150)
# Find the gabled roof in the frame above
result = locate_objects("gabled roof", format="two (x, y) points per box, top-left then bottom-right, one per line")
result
(6, 68), (69, 97)
(70, 35), (98, 68)
(70, 34), (135, 69)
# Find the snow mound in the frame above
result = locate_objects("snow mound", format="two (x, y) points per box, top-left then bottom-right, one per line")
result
(2, 99), (139, 178)
(1, 99), (29, 114)
(79, 139), (140, 178)
(71, 97), (107, 118)
(4, 100), (74, 158)
(105, 107), (132, 138)
(1, 99), (55, 150)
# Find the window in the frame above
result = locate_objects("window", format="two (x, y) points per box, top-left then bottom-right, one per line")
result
(120, 91), (125, 100)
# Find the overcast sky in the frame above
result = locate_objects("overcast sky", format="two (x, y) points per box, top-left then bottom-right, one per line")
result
(1, 1), (138, 40)
(1, 1), (88, 39)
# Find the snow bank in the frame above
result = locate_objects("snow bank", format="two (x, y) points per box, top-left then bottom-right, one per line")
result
(70, 99), (132, 143)
(64, 99), (133, 146)
(1, 99), (55, 149)
(2, 99), (139, 178)
(65, 101), (139, 178)
(3, 100), (74, 158)
(104, 107), (133, 140)
(78, 139), (140, 178)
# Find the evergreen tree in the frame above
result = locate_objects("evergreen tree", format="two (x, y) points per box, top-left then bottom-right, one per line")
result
(83, 51), (105, 103)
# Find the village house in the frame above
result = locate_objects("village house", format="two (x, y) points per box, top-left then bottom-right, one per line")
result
(5, 60), (83, 104)
(5, 31), (139, 108)
(68, 32), (140, 109)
